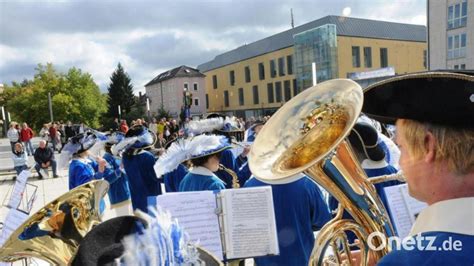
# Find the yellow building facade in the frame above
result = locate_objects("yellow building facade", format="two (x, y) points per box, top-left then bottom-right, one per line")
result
(198, 16), (427, 118)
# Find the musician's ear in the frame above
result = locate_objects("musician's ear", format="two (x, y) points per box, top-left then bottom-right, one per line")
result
(423, 131), (436, 163)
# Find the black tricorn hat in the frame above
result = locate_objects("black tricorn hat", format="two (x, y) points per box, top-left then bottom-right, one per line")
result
(71, 216), (146, 266)
(348, 122), (385, 161)
(362, 71), (474, 128)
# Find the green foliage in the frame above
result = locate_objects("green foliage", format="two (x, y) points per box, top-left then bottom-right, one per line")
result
(106, 63), (135, 118)
(157, 106), (171, 120)
(2, 63), (106, 130)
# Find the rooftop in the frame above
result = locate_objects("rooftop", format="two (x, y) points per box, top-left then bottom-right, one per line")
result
(145, 65), (205, 87)
(198, 15), (426, 72)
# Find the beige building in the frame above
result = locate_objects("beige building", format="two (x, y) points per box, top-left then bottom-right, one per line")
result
(198, 15), (427, 118)
(428, 0), (473, 70)
(145, 66), (206, 118)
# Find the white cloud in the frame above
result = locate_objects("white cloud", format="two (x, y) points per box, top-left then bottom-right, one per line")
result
(1, 0), (427, 94)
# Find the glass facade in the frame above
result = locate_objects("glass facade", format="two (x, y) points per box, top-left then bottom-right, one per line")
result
(293, 24), (338, 93)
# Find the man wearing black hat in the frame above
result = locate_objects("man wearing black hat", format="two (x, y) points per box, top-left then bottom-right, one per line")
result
(360, 71), (474, 264)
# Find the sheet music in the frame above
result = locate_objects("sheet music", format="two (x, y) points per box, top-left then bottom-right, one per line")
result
(221, 186), (279, 259)
(7, 170), (31, 209)
(154, 191), (224, 260)
(0, 208), (29, 247)
(384, 184), (427, 238)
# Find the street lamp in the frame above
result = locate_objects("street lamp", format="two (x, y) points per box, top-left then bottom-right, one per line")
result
(118, 105), (121, 120)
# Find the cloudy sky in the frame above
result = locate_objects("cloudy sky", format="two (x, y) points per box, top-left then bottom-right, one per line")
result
(0, 0), (426, 94)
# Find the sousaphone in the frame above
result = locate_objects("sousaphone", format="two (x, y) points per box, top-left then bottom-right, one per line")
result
(249, 79), (396, 265)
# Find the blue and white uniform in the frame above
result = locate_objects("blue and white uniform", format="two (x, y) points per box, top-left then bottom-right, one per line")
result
(179, 166), (226, 192)
(379, 197), (474, 265)
(123, 150), (162, 212)
(244, 175), (331, 266)
(103, 152), (131, 206)
(163, 163), (188, 192)
(69, 158), (108, 190)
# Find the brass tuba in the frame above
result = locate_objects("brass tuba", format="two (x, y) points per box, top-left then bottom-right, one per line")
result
(249, 79), (396, 265)
(0, 180), (109, 265)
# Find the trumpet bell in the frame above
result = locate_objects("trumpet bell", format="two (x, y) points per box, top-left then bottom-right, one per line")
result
(0, 180), (109, 265)
(249, 79), (363, 183)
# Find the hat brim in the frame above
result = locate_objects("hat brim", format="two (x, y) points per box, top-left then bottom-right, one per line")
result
(363, 71), (474, 128)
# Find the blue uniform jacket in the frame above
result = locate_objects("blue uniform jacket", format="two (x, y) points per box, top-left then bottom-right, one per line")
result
(379, 232), (474, 265)
(215, 149), (250, 188)
(103, 152), (131, 204)
(69, 158), (107, 190)
(163, 163), (188, 192)
(123, 150), (162, 212)
(179, 166), (226, 192)
(244, 176), (331, 266)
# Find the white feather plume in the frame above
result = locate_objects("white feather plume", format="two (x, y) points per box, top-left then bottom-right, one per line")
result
(111, 136), (138, 156)
(154, 135), (228, 177)
(187, 117), (224, 135)
(154, 138), (192, 177)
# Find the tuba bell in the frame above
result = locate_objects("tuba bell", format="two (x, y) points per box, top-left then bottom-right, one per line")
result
(0, 180), (109, 265)
(249, 79), (396, 265)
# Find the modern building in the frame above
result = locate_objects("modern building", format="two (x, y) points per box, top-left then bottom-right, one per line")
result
(198, 15), (427, 118)
(145, 65), (206, 118)
(428, 0), (473, 70)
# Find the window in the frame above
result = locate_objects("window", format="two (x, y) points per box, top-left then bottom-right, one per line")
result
(287, 55), (293, 75)
(213, 75), (218, 89)
(352, 46), (361, 67)
(194, 98), (199, 106)
(293, 79), (298, 96)
(454, 64), (460, 69)
(284, 80), (291, 101)
(184, 82), (188, 90)
(363, 47), (372, 68)
(193, 83), (198, 91)
(267, 83), (274, 103)
(206, 94), (209, 109)
(448, 33), (467, 59)
(245, 66), (251, 83)
(380, 48), (388, 68)
(258, 63), (265, 80)
(461, 64), (466, 69)
(270, 60), (277, 78)
(275, 81), (282, 102)
(238, 88), (244, 106)
(229, 70), (235, 86)
(253, 85), (259, 104)
(448, 1), (468, 29)
(224, 91), (229, 107)
(278, 57), (285, 76)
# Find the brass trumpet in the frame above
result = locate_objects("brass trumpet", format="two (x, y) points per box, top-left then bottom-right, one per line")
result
(249, 79), (396, 265)
(0, 180), (109, 265)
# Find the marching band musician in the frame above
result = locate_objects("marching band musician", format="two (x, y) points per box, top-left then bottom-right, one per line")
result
(103, 132), (133, 216)
(62, 132), (110, 190)
(361, 71), (474, 264)
(329, 122), (401, 220)
(154, 134), (231, 192)
(244, 174), (331, 266)
(121, 125), (162, 213)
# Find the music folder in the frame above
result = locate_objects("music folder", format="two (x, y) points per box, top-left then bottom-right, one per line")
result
(148, 186), (279, 261)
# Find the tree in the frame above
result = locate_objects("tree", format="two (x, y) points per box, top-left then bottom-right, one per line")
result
(157, 106), (171, 120)
(106, 63), (135, 119)
(3, 63), (106, 130)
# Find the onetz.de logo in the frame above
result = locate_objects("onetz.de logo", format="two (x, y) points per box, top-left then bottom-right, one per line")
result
(367, 232), (463, 251)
